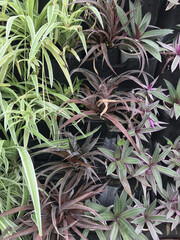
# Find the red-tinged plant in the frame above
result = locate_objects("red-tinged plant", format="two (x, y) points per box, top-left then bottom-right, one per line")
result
(59, 68), (149, 152)
(34, 125), (103, 182)
(0, 173), (109, 240)
(73, 0), (128, 74)
(132, 193), (175, 240)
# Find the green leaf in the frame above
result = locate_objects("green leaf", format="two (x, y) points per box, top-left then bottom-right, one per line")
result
(107, 162), (116, 175)
(165, 80), (177, 100)
(134, 165), (149, 177)
(118, 218), (138, 239)
(96, 230), (106, 240)
(141, 29), (173, 38)
(174, 103), (180, 119)
(43, 48), (53, 88)
(88, 6), (104, 29)
(123, 157), (141, 164)
(142, 39), (161, 61)
(157, 165), (179, 177)
(121, 208), (145, 219)
(150, 91), (173, 104)
(115, 1), (131, 37)
(44, 39), (73, 93)
(17, 147), (42, 237)
(98, 148), (115, 160)
(110, 222), (119, 240)
(152, 145), (160, 163)
(151, 166), (163, 192)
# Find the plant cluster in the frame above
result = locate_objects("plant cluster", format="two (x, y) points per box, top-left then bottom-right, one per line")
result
(0, 0), (180, 240)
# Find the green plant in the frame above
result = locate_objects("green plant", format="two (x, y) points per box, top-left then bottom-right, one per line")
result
(162, 136), (180, 189)
(132, 193), (174, 240)
(133, 144), (179, 194)
(115, 0), (173, 67)
(88, 190), (147, 240)
(98, 137), (141, 197)
(157, 183), (180, 231)
(151, 79), (180, 119)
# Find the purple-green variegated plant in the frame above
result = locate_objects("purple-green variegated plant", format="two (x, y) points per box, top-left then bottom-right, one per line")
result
(98, 137), (141, 197)
(132, 193), (175, 240)
(151, 79), (180, 119)
(92, 190), (147, 240)
(161, 136), (180, 189)
(156, 184), (180, 231)
(158, 34), (180, 72)
(133, 144), (179, 195)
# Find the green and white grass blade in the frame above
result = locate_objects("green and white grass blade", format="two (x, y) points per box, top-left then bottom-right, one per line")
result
(110, 222), (119, 240)
(96, 230), (107, 240)
(174, 103), (180, 119)
(0, 217), (21, 240)
(88, 6), (104, 29)
(44, 39), (73, 93)
(17, 147), (42, 238)
(26, 0), (35, 19)
(43, 48), (53, 88)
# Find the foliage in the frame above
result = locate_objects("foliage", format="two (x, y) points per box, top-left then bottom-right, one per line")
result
(77, 0), (125, 73)
(0, 174), (109, 240)
(132, 193), (174, 240)
(34, 123), (103, 182)
(59, 68), (152, 151)
(159, 34), (180, 72)
(96, 190), (146, 240)
(115, 0), (172, 68)
(98, 137), (141, 197)
(151, 78), (180, 119)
